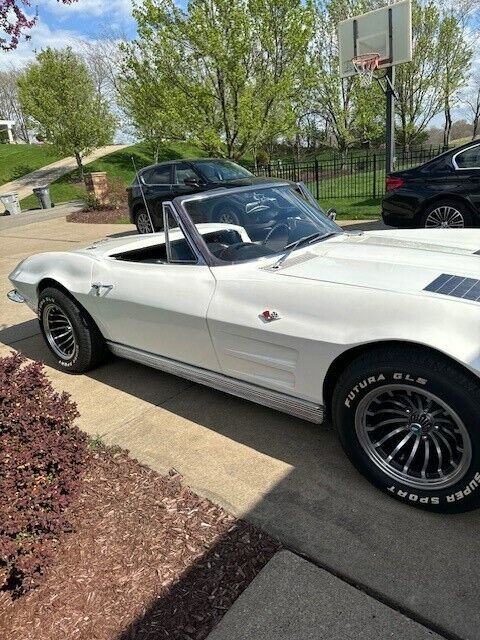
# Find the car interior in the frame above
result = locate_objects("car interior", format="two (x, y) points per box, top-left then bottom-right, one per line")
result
(114, 187), (336, 264)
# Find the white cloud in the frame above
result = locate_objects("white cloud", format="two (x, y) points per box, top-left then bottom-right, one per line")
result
(43, 0), (135, 19)
(0, 21), (96, 69)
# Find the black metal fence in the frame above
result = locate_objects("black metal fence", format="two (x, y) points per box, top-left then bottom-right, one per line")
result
(253, 145), (447, 200)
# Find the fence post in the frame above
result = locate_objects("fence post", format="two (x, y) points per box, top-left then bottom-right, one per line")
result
(372, 153), (376, 199)
(315, 159), (319, 200)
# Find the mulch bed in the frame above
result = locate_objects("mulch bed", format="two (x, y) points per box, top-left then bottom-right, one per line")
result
(0, 450), (280, 640)
(66, 207), (130, 224)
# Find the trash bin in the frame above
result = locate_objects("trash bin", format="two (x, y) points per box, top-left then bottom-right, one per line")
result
(33, 185), (52, 209)
(0, 192), (21, 216)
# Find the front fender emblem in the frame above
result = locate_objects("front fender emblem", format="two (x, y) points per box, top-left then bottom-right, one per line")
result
(260, 309), (281, 323)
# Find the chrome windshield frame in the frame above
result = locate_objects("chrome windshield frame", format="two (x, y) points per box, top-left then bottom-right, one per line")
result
(172, 181), (342, 267)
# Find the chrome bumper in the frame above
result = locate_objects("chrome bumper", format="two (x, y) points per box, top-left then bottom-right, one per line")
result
(7, 289), (26, 303)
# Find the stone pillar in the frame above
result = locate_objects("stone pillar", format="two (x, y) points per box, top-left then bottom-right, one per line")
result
(7, 124), (13, 144)
(84, 172), (110, 206)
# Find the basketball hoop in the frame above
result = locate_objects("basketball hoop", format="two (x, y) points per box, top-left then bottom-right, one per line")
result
(352, 53), (380, 87)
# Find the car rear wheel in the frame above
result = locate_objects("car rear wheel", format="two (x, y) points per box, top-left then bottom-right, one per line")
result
(135, 208), (154, 234)
(332, 346), (480, 512)
(38, 287), (108, 373)
(213, 207), (242, 226)
(420, 200), (472, 228)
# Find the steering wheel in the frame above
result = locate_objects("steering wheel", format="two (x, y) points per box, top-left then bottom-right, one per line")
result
(262, 223), (290, 252)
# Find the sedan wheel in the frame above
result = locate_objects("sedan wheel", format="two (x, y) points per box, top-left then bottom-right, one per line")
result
(135, 210), (154, 234)
(333, 345), (480, 512)
(422, 203), (468, 228)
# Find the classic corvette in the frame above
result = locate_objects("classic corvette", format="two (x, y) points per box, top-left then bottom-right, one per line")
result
(8, 181), (480, 513)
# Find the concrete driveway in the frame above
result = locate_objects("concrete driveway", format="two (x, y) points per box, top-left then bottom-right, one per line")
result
(1, 215), (478, 640)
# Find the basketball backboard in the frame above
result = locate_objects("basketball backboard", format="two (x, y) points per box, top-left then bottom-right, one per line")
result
(338, 0), (412, 78)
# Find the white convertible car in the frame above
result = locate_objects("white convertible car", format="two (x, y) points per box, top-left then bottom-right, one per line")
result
(8, 181), (480, 512)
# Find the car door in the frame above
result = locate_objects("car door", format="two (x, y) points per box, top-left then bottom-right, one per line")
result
(90, 204), (220, 371)
(172, 162), (205, 196)
(451, 144), (480, 215)
(142, 164), (174, 225)
(206, 260), (325, 402)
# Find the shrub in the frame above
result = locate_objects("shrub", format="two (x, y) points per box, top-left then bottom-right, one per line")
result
(0, 353), (88, 595)
(106, 176), (128, 209)
(83, 191), (103, 211)
(256, 149), (270, 167)
(82, 176), (127, 212)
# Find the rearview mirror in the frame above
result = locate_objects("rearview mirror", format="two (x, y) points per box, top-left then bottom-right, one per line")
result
(327, 208), (337, 221)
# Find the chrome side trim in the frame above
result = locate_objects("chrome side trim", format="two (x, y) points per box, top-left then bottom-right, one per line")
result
(107, 342), (324, 424)
(7, 289), (26, 303)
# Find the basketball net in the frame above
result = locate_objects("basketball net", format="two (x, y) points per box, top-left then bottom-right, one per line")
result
(352, 53), (380, 87)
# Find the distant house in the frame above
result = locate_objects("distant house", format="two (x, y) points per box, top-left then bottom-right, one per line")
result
(0, 120), (16, 143)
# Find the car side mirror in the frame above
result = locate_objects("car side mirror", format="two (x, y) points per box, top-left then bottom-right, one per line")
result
(327, 208), (337, 221)
(184, 178), (200, 187)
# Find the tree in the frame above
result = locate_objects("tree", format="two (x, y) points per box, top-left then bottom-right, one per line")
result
(120, 0), (314, 160)
(437, 12), (472, 148)
(395, 0), (445, 149)
(310, 0), (385, 157)
(0, 67), (29, 142)
(0, 0), (78, 51)
(18, 48), (116, 176)
(462, 73), (480, 140)
(394, 0), (472, 150)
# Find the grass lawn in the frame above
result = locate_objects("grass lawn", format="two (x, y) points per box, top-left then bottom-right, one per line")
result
(0, 144), (63, 186)
(320, 197), (382, 220)
(20, 141), (207, 209)
(17, 140), (382, 219)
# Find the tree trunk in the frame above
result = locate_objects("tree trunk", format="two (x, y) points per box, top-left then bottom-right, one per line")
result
(473, 115), (479, 141)
(75, 151), (84, 179)
(443, 106), (452, 150)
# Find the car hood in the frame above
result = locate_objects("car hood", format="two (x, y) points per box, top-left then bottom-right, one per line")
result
(274, 229), (480, 296)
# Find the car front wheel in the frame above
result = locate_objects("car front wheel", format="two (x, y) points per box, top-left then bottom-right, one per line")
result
(135, 208), (155, 234)
(38, 287), (108, 373)
(420, 199), (472, 228)
(332, 346), (480, 512)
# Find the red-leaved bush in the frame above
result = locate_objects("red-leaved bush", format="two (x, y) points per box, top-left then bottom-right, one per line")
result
(0, 353), (88, 595)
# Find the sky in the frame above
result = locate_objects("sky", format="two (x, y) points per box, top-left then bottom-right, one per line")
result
(0, 0), (138, 68)
(0, 0), (475, 128)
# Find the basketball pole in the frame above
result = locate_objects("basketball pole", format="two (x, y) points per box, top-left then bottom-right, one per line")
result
(385, 65), (395, 175)
(385, 4), (395, 176)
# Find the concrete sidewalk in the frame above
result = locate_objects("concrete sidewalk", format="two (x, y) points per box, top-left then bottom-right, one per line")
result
(0, 144), (128, 211)
(0, 201), (84, 231)
(207, 551), (444, 640)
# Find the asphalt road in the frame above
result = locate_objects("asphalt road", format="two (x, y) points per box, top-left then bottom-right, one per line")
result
(1, 214), (477, 640)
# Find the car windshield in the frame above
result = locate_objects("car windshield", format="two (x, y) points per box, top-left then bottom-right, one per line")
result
(195, 159), (253, 182)
(183, 185), (342, 264)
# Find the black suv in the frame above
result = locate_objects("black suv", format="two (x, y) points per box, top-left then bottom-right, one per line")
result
(128, 158), (281, 234)
(382, 140), (480, 228)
